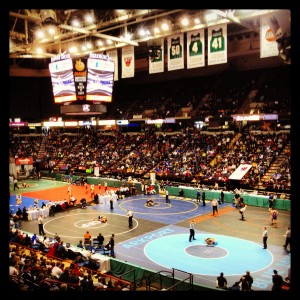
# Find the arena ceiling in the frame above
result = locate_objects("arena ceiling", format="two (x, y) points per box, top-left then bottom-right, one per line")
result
(9, 9), (290, 70)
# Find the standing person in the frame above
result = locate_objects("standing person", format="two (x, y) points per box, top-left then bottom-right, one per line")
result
(201, 189), (206, 206)
(211, 198), (218, 216)
(239, 204), (247, 221)
(216, 272), (228, 289)
(196, 189), (201, 203)
(268, 193), (275, 209)
(97, 233), (104, 247)
(127, 210), (133, 227)
(109, 234), (115, 258)
(220, 189), (224, 204)
(269, 208), (279, 227)
(109, 194), (114, 210)
(189, 220), (196, 242)
(67, 184), (71, 199)
(38, 214), (45, 236)
(283, 226), (291, 251)
(104, 181), (108, 192)
(165, 189), (170, 203)
(262, 226), (268, 249)
(13, 178), (19, 191)
(90, 184), (95, 198)
(271, 270), (283, 291)
(84, 231), (92, 245)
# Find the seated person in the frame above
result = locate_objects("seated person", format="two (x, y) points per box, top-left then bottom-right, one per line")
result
(205, 237), (217, 246)
(43, 236), (51, 248)
(178, 189), (184, 197)
(41, 202), (46, 209)
(93, 193), (99, 204)
(33, 199), (39, 209)
(104, 241), (111, 251)
(16, 207), (23, 219)
(77, 240), (84, 249)
(80, 198), (87, 208)
(149, 185), (156, 194)
(70, 195), (76, 206)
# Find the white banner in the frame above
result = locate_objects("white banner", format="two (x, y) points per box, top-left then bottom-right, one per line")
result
(121, 45), (135, 78)
(149, 39), (164, 74)
(107, 49), (118, 81)
(208, 24), (227, 65)
(168, 33), (184, 71)
(229, 164), (252, 180)
(260, 15), (279, 58)
(94, 166), (99, 177)
(187, 29), (205, 68)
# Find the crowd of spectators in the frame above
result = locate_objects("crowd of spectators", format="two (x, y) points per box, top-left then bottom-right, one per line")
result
(9, 239), (129, 291)
(9, 128), (291, 193)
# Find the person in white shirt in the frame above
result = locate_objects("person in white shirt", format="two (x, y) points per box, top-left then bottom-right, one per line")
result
(9, 218), (15, 230)
(70, 195), (76, 206)
(239, 205), (247, 221)
(38, 215), (45, 236)
(51, 261), (63, 279)
(9, 261), (19, 276)
(211, 199), (218, 216)
(43, 236), (51, 248)
(94, 277), (108, 290)
(189, 220), (196, 242)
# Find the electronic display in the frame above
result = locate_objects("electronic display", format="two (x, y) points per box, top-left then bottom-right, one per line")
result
(86, 58), (114, 102)
(49, 58), (77, 103)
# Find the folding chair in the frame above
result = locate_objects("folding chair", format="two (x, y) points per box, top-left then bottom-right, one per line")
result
(92, 239), (102, 253)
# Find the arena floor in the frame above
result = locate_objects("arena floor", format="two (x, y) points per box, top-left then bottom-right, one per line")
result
(10, 179), (291, 291)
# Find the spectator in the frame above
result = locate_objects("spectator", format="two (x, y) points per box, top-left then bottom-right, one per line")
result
(272, 270), (283, 291)
(239, 276), (251, 291)
(216, 272), (228, 289)
(239, 271), (253, 291)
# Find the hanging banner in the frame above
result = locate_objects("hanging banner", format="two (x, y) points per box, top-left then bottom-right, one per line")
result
(107, 49), (119, 81)
(121, 45), (135, 78)
(15, 157), (33, 165)
(229, 164), (252, 180)
(208, 24), (227, 65)
(149, 39), (164, 74)
(168, 33), (184, 71)
(187, 29), (205, 69)
(260, 15), (279, 58)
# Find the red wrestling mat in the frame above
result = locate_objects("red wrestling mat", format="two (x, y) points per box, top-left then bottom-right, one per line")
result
(21, 184), (117, 203)
(188, 206), (236, 223)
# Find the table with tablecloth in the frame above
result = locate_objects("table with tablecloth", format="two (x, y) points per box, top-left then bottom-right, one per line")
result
(97, 194), (118, 204)
(67, 245), (110, 273)
(27, 208), (49, 220)
(91, 253), (111, 273)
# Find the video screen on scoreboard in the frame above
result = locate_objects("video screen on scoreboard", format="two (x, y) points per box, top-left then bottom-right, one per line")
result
(49, 59), (77, 103)
(86, 58), (114, 102)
